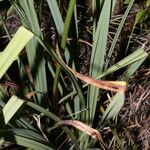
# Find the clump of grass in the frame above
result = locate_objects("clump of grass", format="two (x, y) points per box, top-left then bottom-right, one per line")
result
(0, 0), (149, 149)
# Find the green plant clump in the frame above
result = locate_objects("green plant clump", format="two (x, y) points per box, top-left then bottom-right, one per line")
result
(0, 0), (149, 149)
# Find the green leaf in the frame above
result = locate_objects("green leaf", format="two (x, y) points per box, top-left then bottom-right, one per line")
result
(0, 128), (54, 150)
(124, 55), (148, 81)
(124, 0), (131, 4)
(46, 0), (64, 36)
(88, 0), (112, 124)
(135, 9), (149, 24)
(101, 93), (125, 123)
(105, 0), (134, 69)
(61, 0), (76, 49)
(2, 96), (24, 124)
(0, 26), (34, 79)
(146, 0), (150, 7)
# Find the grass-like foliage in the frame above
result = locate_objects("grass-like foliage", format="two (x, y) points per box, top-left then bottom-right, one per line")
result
(0, 0), (149, 149)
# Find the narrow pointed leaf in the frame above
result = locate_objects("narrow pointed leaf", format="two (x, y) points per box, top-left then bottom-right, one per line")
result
(101, 92), (125, 123)
(88, 0), (112, 123)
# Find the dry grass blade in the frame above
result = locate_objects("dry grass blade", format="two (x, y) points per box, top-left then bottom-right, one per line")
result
(60, 120), (107, 149)
(56, 44), (126, 93)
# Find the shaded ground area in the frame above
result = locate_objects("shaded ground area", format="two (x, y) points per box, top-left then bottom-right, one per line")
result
(120, 66), (150, 149)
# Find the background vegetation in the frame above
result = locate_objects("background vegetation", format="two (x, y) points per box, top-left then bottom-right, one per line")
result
(0, 0), (149, 149)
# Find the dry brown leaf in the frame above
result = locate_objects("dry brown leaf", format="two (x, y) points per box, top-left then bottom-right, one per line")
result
(56, 44), (126, 93)
(60, 120), (107, 149)
(25, 91), (38, 99)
